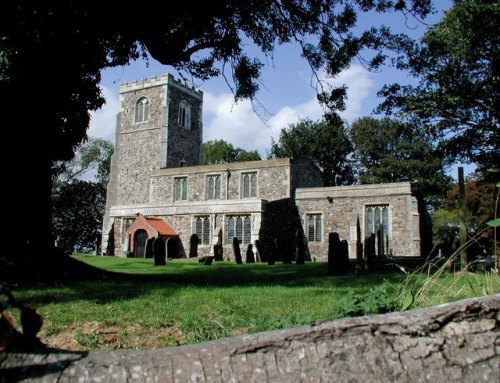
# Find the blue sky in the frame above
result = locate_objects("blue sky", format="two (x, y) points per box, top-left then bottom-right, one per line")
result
(88, 0), (473, 178)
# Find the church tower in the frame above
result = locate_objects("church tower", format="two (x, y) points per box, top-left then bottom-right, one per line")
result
(102, 74), (203, 252)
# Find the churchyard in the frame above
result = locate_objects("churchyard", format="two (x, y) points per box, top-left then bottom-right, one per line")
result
(4, 254), (499, 351)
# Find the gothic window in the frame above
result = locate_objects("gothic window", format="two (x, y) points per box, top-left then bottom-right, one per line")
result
(226, 215), (252, 244)
(206, 175), (221, 200)
(365, 205), (390, 256)
(241, 172), (257, 198)
(178, 100), (191, 130)
(195, 216), (210, 245)
(306, 213), (322, 243)
(174, 177), (188, 201)
(135, 97), (149, 123)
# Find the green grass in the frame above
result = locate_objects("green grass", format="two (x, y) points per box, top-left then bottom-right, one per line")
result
(3, 255), (499, 351)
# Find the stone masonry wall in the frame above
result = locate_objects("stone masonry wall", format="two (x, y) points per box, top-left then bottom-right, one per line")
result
(165, 82), (203, 168)
(295, 183), (421, 260)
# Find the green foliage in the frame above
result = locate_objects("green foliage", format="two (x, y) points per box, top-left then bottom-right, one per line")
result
(350, 117), (452, 208)
(202, 139), (260, 164)
(52, 181), (105, 253)
(334, 285), (397, 317)
(269, 116), (355, 186)
(52, 137), (114, 185)
(377, 0), (500, 168)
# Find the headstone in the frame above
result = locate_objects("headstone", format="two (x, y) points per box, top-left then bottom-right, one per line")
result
(153, 237), (166, 266)
(255, 240), (264, 262)
(233, 237), (242, 264)
(189, 234), (199, 258)
(296, 231), (305, 265)
(213, 245), (223, 261)
(204, 256), (214, 265)
(246, 244), (255, 263)
(327, 232), (349, 275)
(356, 216), (363, 271)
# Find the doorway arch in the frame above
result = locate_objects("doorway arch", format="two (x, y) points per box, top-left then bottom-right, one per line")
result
(134, 229), (148, 258)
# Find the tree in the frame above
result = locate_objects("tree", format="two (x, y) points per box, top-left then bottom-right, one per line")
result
(377, 0), (499, 170)
(51, 138), (113, 254)
(202, 139), (260, 164)
(350, 117), (452, 208)
(52, 181), (105, 254)
(0, 1), (434, 266)
(269, 116), (355, 186)
(52, 137), (114, 185)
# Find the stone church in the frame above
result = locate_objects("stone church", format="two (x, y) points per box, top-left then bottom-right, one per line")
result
(102, 73), (425, 262)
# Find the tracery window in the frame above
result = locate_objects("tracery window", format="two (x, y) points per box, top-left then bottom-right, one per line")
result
(241, 172), (257, 198)
(226, 215), (251, 244)
(135, 97), (149, 123)
(174, 177), (188, 201)
(306, 214), (322, 243)
(178, 100), (191, 129)
(195, 216), (210, 245)
(206, 175), (221, 200)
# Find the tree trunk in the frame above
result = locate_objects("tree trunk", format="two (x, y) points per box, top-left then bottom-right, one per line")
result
(1, 294), (498, 382)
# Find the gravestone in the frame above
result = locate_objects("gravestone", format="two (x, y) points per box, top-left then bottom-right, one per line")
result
(189, 234), (199, 258)
(296, 231), (305, 265)
(327, 233), (349, 275)
(246, 244), (255, 263)
(233, 237), (242, 264)
(255, 240), (264, 262)
(153, 238), (166, 266)
(204, 256), (214, 265)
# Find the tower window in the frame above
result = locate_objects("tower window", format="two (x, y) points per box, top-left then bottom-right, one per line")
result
(174, 177), (188, 201)
(135, 97), (149, 123)
(241, 172), (257, 198)
(178, 100), (191, 130)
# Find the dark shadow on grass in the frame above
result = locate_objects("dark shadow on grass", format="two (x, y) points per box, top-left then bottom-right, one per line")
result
(4, 255), (407, 307)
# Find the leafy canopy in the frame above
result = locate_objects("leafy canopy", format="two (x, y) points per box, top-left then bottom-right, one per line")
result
(350, 117), (452, 208)
(269, 116), (355, 186)
(376, 0), (499, 169)
(202, 139), (261, 164)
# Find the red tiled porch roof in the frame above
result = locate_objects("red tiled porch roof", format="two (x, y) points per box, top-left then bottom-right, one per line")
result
(145, 217), (177, 236)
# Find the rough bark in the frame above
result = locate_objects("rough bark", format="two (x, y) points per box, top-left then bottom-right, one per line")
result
(1, 294), (499, 382)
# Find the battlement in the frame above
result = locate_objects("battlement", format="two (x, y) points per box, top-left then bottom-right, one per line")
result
(120, 73), (203, 99)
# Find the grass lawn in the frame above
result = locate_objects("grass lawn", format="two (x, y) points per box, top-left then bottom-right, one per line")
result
(3, 255), (499, 351)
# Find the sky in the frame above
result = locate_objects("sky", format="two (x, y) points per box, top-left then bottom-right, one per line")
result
(88, 0), (473, 178)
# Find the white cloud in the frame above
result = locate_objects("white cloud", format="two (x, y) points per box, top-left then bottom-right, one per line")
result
(203, 64), (373, 155)
(88, 86), (120, 144)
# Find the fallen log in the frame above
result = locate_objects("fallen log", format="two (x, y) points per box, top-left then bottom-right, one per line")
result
(1, 294), (499, 382)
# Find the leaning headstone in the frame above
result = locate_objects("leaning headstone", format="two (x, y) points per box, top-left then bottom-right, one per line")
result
(153, 237), (166, 266)
(204, 256), (214, 265)
(233, 237), (242, 264)
(189, 234), (199, 258)
(341, 239), (350, 273)
(356, 216), (363, 271)
(255, 240), (264, 262)
(296, 231), (305, 265)
(246, 244), (255, 263)
(364, 233), (376, 269)
(213, 244), (223, 261)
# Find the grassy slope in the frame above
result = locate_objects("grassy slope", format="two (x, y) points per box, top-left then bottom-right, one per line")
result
(3, 255), (499, 351)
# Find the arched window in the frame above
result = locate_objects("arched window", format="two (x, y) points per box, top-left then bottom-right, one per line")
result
(135, 97), (149, 123)
(178, 100), (191, 129)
